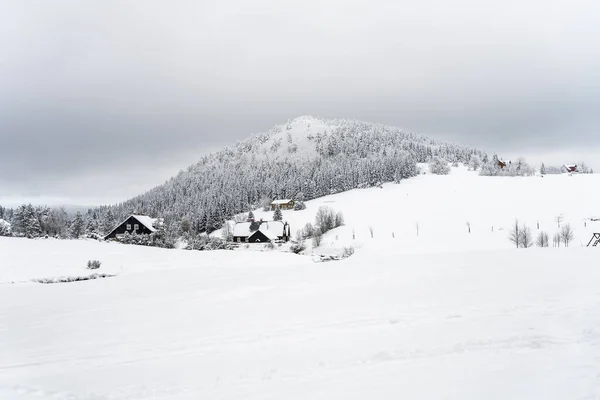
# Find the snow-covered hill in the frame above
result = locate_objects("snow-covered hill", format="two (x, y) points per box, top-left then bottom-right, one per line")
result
(227, 166), (600, 255)
(3, 167), (600, 399)
(99, 116), (486, 236)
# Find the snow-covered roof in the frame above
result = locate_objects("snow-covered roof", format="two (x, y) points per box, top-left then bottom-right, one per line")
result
(132, 215), (157, 232)
(233, 220), (285, 239)
(564, 164), (577, 169)
(253, 227), (278, 241)
(271, 199), (293, 205)
(233, 222), (253, 237)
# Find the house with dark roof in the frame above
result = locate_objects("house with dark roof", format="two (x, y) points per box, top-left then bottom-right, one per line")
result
(232, 220), (290, 243)
(104, 214), (160, 240)
(563, 164), (578, 173)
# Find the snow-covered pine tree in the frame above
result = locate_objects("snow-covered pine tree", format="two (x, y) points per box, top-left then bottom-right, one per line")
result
(70, 212), (85, 239)
(273, 205), (283, 221)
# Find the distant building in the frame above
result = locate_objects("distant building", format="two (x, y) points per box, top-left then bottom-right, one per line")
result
(497, 159), (511, 169)
(232, 220), (290, 243)
(270, 199), (295, 211)
(563, 164), (578, 173)
(104, 214), (160, 240)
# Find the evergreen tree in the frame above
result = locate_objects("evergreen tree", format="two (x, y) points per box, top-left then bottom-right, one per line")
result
(540, 163), (546, 175)
(70, 212), (85, 238)
(273, 205), (283, 221)
(248, 210), (255, 220)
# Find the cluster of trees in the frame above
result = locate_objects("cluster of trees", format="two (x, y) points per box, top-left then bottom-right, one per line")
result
(480, 155), (535, 177)
(293, 206), (345, 250)
(0, 204), (115, 239)
(540, 162), (593, 175)
(508, 219), (574, 248)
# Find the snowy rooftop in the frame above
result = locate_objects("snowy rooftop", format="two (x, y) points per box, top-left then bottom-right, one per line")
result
(234, 220), (284, 238)
(132, 215), (157, 232)
(271, 199), (293, 205)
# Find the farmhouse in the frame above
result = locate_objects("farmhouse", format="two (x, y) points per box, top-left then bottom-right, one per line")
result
(232, 220), (291, 243)
(104, 214), (160, 240)
(564, 164), (578, 173)
(270, 199), (295, 211)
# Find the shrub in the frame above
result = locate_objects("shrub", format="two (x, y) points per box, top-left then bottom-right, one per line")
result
(87, 260), (101, 270)
(342, 246), (355, 258)
(290, 241), (306, 254)
(293, 201), (306, 211)
(185, 235), (234, 251)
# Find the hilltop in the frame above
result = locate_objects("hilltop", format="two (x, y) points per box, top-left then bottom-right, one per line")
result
(100, 116), (486, 235)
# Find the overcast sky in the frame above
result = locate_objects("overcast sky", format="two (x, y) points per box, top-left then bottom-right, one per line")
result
(1, 0), (599, 206)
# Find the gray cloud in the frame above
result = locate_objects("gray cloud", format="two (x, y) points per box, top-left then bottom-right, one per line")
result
(1, 0), (600, 204)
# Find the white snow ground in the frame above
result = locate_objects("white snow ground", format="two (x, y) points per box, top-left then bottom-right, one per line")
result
(2, 168), (600, 399)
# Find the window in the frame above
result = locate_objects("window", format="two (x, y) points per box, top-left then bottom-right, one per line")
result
(126, 224), (131, 230)
(134, 224), (139, 230)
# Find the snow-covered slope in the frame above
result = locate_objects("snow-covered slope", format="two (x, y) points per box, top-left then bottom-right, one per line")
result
(233, 166), (600, 254)
(2, 169), (600, 399)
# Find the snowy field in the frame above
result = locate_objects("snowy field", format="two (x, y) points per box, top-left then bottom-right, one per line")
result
(2, 169), (600, 399)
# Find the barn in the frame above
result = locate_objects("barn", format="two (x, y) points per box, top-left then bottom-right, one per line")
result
(564, 164), (578, 173)
(104, 214), (159, 240)
(232, 220), (290, 243)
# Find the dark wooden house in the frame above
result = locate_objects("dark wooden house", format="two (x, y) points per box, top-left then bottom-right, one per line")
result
(270, 199), (295, 211)
(104, 214), (158, 240)
(232, 220), (290, 243)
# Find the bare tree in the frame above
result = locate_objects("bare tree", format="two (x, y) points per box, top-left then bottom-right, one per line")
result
(555, 214), (564, 228)
(466, 221), (471, 233)
(553, 232), (561, 247)
(312, 231), (323, 247)
(536, 231), (549, 247)
(508, 220), (520, 248)
(519, 225), (533, 248)
(560, 224), (574, 247)
(368, 226), (374, 239)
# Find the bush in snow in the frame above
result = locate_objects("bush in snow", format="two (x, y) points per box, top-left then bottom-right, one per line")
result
(342, 246), (355, 258)
(293, 201), (306, 211)
(290, 241), (306, 254)
(185, 235), (233, 251)
(118, 231), (175, 249)
(87, 260), (101, 270)
(429, 157), (450, 175)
